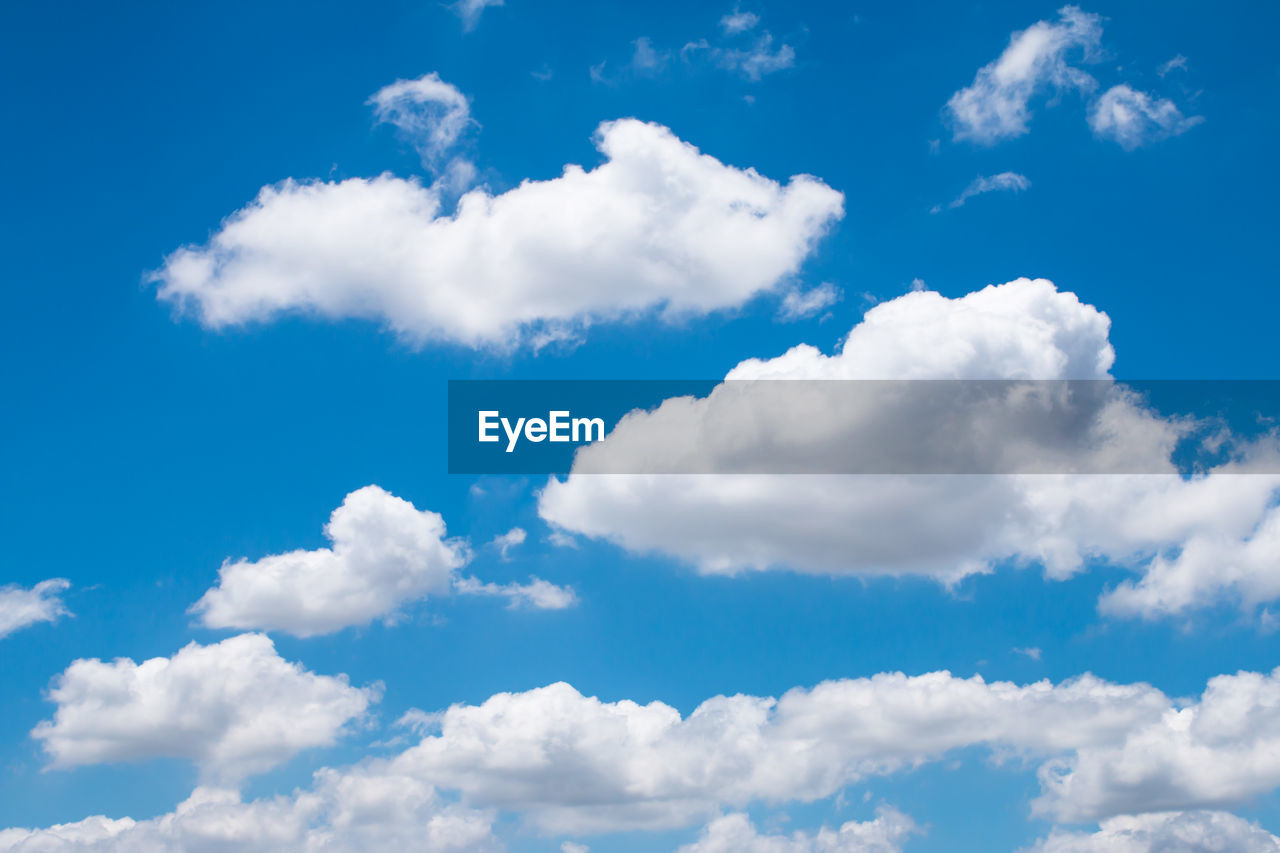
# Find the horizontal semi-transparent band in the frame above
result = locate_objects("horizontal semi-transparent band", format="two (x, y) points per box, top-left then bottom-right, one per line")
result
(447, 380), (1280, 475)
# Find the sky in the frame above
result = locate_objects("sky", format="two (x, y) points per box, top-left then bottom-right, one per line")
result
(1, 0), (1280, 851)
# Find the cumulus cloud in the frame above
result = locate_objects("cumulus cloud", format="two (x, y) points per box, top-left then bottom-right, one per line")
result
(1088, 84), (1203, 150)
(0, 773), (498, 852)
(31, 634), (376, 782)
(192, 486), (467, 637)
(153, 119), (843, 349)
(945, 7), (1198, 150)
(14, 668), (1280, 843)
(192, 486), (571, 636)
(677, 808), (919, 852)
(538, 278), (1280, 616)
(0, 579), (70, 639)
(946, 6), (1102, 143)
(933, 171), (1030, 212)
(452, 0), (502, 32)
(368, 73), (476, 188)
(489, 527), (527, 559)
(390, 671), (1169, 832)
(1024, 810), (1280, 852)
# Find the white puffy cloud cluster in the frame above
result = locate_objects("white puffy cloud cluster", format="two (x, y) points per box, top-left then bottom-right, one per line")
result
(539, 278), (1280, 617)
(676, 808), (919, 853)
(0, 579), (70, 640)
(13, 667), (1280, 846)
(192, 485), (573, 637)
(153, 119), (843, 349)
(30, 634), (376, 782)
(0, 773), (498, 852)
(1024, 810), (1280, 852)
(946, 6), (1199, 148)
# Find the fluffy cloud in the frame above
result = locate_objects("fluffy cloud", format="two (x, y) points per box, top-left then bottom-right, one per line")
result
(0, 579), (69, 639)
(1025, 810), (1280, 852)
(933, 171), (1030, 212)
(1034, 668), (1280, 821)
(777, 282), (841, 320)
(1087, 84), (1203, 150)
(192, 486), (570, 637)
(946, 6), (1101, 143)
(192, 486), (466, 637)
(0, 773), (498, 852)
(390, 671), (1169, 832)
(945, 7), (1198, 149)
(538, 279), (1280, 615)
(153, 119), (842, 349)
(677, 808), (919, 852)
(14, 669), (1280, 843)
(31, 634), (376, 782)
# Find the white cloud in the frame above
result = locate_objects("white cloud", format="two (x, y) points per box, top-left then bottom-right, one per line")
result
(1034, 668), (1280, 821)
(452, 0), (502, 32)
(1088, 84), (1203, 150)
(192, 486), (572, 635)
(1157, 54), (1189, 77)
(1014, 647), (1043, 661)
(689, 33), (795, 80)
(1024, 810), (1280, 852)
(0, 774), (498, 852)
(153, 119), (843, 349)
(368, 73), (476, 187)
(490, 527), (527, 559)
(934, 171), (1030, 212)
(454, 575), (578, 610)
(630, 37), (669, 75)
(538, 278), (1280, 616)
(677, 808), (919, 852)
(946, 6), (1102, 143)
(778, 283), (841, 320)
(15, 668), (1280, 843)
(191, 486), (467, 637)
(0, 579), (69, 639)
(30, 634), (376, 782)
(561, 843), (590, 853)
(720, 9), (760, 36)
(391, 671), (1170, 833)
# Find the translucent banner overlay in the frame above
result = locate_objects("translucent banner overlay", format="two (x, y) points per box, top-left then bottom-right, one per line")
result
(447, 380), (1280, 475)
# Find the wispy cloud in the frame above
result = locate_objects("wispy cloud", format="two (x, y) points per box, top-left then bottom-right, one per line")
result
(452, 0), (502, 32)
(1088, 84), (1203, 149)
(932, 171), (1030, 213)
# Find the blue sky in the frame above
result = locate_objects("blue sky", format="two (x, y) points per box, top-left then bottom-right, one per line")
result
(2, 1), (1280, 851)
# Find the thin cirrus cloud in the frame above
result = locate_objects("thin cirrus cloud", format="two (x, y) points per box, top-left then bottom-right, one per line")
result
(945, 6), (1200, 149)
(539, 278), (1280, 622)
(30, 633), (377, 783)
(932, 171), (1030, 212)
(368, 73), (477, 191)
(451, 0), (502, 32)
(152, 96), (844, 349)
(0, 578), (70, 640)
(12, 667), (1280, 847)
(191, 485), (575, 637)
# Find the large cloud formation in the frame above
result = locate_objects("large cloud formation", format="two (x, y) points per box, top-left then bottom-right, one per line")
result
(153, 118), (843, 348)
(31, 634), (376, 782)
(11, 668), (1280, 847)
(192, 485), (573, 637)
(539, 278), (1280, 618)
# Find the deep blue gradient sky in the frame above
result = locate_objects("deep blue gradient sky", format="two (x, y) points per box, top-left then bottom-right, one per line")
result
(2, 1), (1279, 850)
